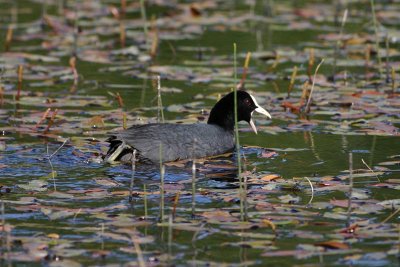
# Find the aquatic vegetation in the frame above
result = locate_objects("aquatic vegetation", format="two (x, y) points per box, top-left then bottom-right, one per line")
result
(0, 0), (399, 266)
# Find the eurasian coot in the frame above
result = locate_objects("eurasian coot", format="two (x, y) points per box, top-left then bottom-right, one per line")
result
(105, 90), (271, 164)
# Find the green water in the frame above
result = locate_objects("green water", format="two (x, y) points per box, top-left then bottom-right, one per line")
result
(0, 0), (399, 266)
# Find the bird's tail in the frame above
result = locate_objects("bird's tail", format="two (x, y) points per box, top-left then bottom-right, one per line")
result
(104, 136), (132, 163)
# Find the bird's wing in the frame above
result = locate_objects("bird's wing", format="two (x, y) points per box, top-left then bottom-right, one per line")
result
(117, 124), (234, 163)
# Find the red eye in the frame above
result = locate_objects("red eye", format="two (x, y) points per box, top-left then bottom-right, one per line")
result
(244, 98), (251, 106)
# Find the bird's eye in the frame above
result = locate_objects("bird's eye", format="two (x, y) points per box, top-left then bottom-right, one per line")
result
(244, 98), (251, 106)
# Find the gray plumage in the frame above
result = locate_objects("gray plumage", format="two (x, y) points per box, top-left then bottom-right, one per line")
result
(104, 90), (271, 164)
(106, 123), (234, 164)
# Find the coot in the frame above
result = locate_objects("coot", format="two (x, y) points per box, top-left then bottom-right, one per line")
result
(105, 90), (271, 164)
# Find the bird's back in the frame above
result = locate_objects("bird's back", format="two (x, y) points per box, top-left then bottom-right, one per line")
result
(110, 123), (234, 163)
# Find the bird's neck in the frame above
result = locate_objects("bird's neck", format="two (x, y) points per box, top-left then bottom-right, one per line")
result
(207, 109), (235, 131)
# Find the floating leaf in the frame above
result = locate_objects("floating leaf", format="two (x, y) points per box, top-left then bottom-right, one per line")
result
(314, 241), (350, 250)
(19, 180), (48, 192)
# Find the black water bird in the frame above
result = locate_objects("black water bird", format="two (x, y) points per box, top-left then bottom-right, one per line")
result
(105, 90), (271, 164)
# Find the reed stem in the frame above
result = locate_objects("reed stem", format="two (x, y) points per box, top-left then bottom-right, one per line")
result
(385, 34), (390, 83)
(157, 76), (164, 123)
(123, 113), (127, 129)
(143, 184), (148, 219)
(391, 67), (396, 94)
(16, 65), (23, 101)
(4, 25), (13, 52)
(129, 150), (137, 202)
(73, 0), (79, 56)
(140, 0), (148, 43)
(168, 214), (172, 258)
(233, 43), (244, 221)
(370, 0), (383, 78)
(160, 165), (165, 222)
(346, 152), (353, 227)
(305, 59), (324, 113)
(287, 66), (298, 98)
(159, 143), (165, 222)
(332, 8), (348, 83)
(191, 160), (196, 218)
(1, 200), (5, 258)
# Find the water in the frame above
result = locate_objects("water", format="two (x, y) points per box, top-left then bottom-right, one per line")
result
(0, 0), (399, 266)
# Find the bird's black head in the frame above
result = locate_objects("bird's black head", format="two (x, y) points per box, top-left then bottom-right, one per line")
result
(207, 90), (271, 133)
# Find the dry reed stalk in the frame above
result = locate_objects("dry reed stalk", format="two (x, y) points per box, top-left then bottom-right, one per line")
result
(365, 44), (371, 81)
(123, 112), (127, 129)
(4, 26), (13, 52)
(143, 184), (148, 219)
(44, 108), (59, 134)
(100, 223), (105, 250)
(304, 177), (314, 205)
(132, 234), (146, 267)
(16, 65), (23, 101)
(119, 21), (126, 48)
(262, 219), (276, 233)
(380, 208), (400, 225)
(243, 173), (248, 221)
(271, 81), (280, 93)
(120, 0), (126, 18)
(159, 164), (165, 222)
(191, 160), (196, 218)
(233, 43), (244, 221)
(47, 138), (69, 191)
(332, 8), (348, 83)
(42, 15), (57, 34)
(168, 215), (173, 262)
(129, 150), (137, 202)
(47, 152), (57, 192)
(307, 48), (315, 82)
(1, 200), (4, 258)
(69, 56), (78, 93)
(115, 92), (124, 107)
(35, 108), (51, 129)
(267, 52), (280, 72)
(0, 84), (4, 106)
(58, 0), (64, 16)
(305, 59), (324, 113)
(385, 35), (390, 83)
(156, 76), (164, 122)
(73, 208), (82, 221)
(239, 52), (252, 88)
(172, 192), (180, 219)
(72, 3), (79, 56)
(287, 66), (298, 98)
(370, 0), (383, 78)
(150, 17), (158, 58)
(391, 67), (396, 95)
(150, 29), (158, 59)
(109, 6), (120, 19)
(140, 0), (148, 40)
(159, 142), (165, 222)
(41, 0), (48, 20)
(346, 152), (353, 227)
(361, 158), (380, 182)
(299, 81), (310, 107)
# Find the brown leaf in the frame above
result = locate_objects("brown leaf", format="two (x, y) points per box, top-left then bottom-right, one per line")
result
(260, 174), (280, 182)
(260, 150), (278, 158)
(47, 233), (60, 239)
(201, 210), (238, 222)
(85, 115), (105, 128)
(339, 224), (358, 234)
(315, 241), (349, 250)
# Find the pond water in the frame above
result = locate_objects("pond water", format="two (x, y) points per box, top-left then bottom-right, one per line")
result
(0, 0), (399, 266)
